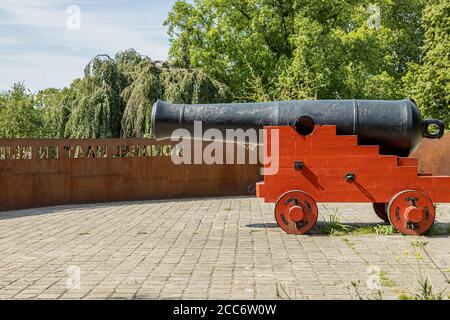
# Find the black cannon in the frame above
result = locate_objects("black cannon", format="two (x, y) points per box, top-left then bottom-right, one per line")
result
(151, 99), (444, 156)
(152, 99), (450, 236)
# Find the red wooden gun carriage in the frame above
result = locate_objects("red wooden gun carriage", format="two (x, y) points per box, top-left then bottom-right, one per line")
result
(256, 124), (450, 235)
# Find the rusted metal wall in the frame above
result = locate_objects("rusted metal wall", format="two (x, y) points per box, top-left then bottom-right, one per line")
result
(0, 139), (262, 212)
(0, 134), (448, 212)
(412, 132), (450, 176)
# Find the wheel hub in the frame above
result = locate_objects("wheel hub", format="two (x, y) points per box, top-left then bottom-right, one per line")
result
(289, 206), (305, 222)
(404, 206), (423, 223)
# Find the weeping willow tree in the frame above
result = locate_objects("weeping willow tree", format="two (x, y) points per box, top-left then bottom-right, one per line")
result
(119, 49), (231, 138)
(121, 59), (163, 138)
(0, 50), (231, 139)
(161, 68), (231, 104)
(115, 49), (146, 90)
(64, 55), (124, 138)
(60, 49), (231, 138)
(36, 86), (77, 138)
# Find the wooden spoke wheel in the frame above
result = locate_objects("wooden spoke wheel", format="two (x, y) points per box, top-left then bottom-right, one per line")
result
(373, 203), (389, 222)
(387, 190), (436, 235)
(274, 190), (318, 235)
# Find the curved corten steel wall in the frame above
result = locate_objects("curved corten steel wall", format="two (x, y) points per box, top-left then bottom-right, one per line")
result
(411, 132), (450, 177)
(0, 134), (447, 212)
(0, 139), (261, 212)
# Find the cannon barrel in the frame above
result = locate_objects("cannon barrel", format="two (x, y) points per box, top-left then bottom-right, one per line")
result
(151, 99), (444, 156)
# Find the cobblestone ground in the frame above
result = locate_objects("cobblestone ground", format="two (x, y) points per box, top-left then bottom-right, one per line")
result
(0, 197), (449, 300)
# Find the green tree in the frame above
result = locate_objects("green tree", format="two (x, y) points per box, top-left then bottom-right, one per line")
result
(160, 68), (230, 104)
(0, 91), (6, 110)
(0, 83), (44, 138)
(120, 57), (163, 138)
(404, 0), (449, 126)
(165, 0), (294, 100)
(35, 88), (75, 138)
(64, 55), (124, 138)
(118, 49), (230, 138)
(165, 0), (425, 101)
(115, 49), (153, 87)
(0, 50), (231, 139)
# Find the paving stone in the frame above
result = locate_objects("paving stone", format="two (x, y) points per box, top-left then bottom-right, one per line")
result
(0, 198), (448, 300)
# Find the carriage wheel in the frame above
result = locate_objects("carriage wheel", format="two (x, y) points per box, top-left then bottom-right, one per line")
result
(274, 190), (318, 235)
(373, 203), (389, 222)
(387, 190), (436, 235)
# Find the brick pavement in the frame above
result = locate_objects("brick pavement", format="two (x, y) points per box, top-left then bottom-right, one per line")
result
(0, 197), (449, 300)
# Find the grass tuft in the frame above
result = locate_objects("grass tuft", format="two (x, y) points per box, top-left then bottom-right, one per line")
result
(320, 206), (397, 236)
(320, 207), (353, 236)
(372, 224), (396, 235)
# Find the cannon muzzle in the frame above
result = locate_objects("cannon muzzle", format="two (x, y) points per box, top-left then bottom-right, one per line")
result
(151, 99), (445, 156)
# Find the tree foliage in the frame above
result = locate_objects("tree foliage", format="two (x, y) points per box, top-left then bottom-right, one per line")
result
(0, 49), (230, 139)
(0, 2), (448, 138)
(35, 87), (74, 138)
(165, 0), (426, 101)
(64, 55), (124, 138)
(404, 0), (449, 126)
(119, 49), (230, 138)
(0, 83), (44, 138)
(166, 0), (448, 123)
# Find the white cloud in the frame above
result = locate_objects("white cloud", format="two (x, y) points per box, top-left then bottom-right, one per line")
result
(0, 0), (175, 91)
(0, 0), (167, 54)
(0, 51), (86, 92)
(0, 0), (67, 28)
(0, 36), (18, 45)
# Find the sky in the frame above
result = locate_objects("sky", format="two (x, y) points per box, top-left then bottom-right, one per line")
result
(0, 0), (178, 92)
